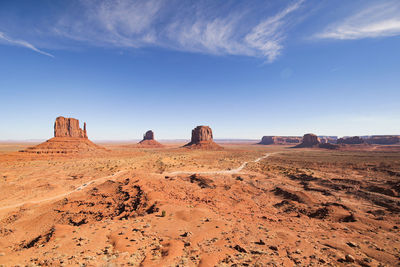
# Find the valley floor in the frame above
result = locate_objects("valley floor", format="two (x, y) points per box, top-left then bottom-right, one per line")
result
(0, 143), (399, 266)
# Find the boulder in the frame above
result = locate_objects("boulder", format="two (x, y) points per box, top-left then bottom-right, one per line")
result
(184, 126), (222, 149)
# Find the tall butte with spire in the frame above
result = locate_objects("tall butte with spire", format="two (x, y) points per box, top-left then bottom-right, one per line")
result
(21, 116), (107, 154)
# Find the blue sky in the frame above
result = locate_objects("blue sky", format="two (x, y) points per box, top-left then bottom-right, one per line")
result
(0, 0), (399, 140)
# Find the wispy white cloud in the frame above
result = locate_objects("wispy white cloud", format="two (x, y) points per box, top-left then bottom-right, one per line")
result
(315, 1), (400, 40)
(52, 0), (305, 62)
(245, 0), (305, 62)
(0, 32), (54, 57)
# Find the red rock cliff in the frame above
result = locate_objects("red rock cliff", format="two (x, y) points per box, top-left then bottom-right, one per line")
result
(190, 126), (213, 143)
(54, 116), (87, 138)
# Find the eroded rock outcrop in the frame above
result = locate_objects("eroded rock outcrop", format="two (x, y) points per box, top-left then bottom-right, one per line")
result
(184, 126), (222, 149)
(54, 116), (87, 138)
(138, 130), (164, 148)
(143, 130), (154, 141)
(295, 133), (320, 148)
(20, 116), (106, 154)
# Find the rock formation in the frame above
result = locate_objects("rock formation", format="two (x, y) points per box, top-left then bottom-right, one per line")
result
(258, 136), (302, 145)
(364, 135), (400, 145)
(295, 133), (321, 148)
(184, 126), (222, 149)
(137, 130), (164, 148)
(20, 116), (106, 154)
(143, 130), (154, 141)
(54, 116), (87, 138)
(337, 136), (365, 145)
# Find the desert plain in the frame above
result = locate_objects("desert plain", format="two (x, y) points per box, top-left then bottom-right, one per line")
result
(0, 140), (400, 267)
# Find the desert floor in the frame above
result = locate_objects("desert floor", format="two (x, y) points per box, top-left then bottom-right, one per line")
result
(0, 143), (400, 266)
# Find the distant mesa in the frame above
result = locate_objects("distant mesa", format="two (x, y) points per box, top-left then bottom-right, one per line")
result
(258, 136), (302, 145)
(364, 135), (400, 145)
(137, 130), (164, 148)
(20, 116), (107, 154)
(184, 126), (222, 150)
(337, 136), (365, 145)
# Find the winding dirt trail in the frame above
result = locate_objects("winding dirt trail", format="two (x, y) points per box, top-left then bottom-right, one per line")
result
(167, 152), (274, 176)
(0, 170), (127, 211)
(0, 152), (275, 212)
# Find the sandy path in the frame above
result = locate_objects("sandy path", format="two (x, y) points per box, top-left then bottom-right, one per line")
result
(0, 153), (274, 211)
(167, 152), (273, 175)
(0, 170), (127, 211)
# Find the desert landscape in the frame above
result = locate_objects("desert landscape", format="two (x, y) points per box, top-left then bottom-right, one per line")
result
(1, 1), (400, 266)
(0, 118), (399, 266)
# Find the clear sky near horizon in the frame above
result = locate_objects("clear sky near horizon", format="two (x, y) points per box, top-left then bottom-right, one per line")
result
(0, 0), (399, 140)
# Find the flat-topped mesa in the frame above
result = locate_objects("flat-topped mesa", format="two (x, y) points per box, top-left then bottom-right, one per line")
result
(337, 136), (365, 145)
(184, 126), (222, 149)
(258, 136), (302, 145)
(138, 130), (164, 148)
(364, 135), (400, 145)
(143, 130), (154, 141)
(54, 116), (87, 138)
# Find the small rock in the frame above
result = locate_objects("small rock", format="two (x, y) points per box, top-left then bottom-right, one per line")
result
(363, 257), (372, 263)
(347, 241), (358, 248)
(345, 254), (355, 263)
(233, 245), (247, 253)
(269, 245), (278, 251)
(180, 232), (191, 237)
(255, 239), (265, 245)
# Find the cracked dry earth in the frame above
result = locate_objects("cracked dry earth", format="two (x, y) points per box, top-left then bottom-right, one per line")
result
(0, 144), (400, 266)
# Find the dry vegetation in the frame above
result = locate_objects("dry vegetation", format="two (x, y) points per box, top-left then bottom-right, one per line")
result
(0, 143), (399, 266)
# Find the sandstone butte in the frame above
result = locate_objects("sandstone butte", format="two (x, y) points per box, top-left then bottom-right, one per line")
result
(184, 126), (222, 150)
(20, 116), (107, 154)
(294, 133), (321, 148)
(137, 130), (164, 148)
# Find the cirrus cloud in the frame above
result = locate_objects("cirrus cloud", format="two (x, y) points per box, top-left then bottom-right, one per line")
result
(315, 1), (400, 40)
